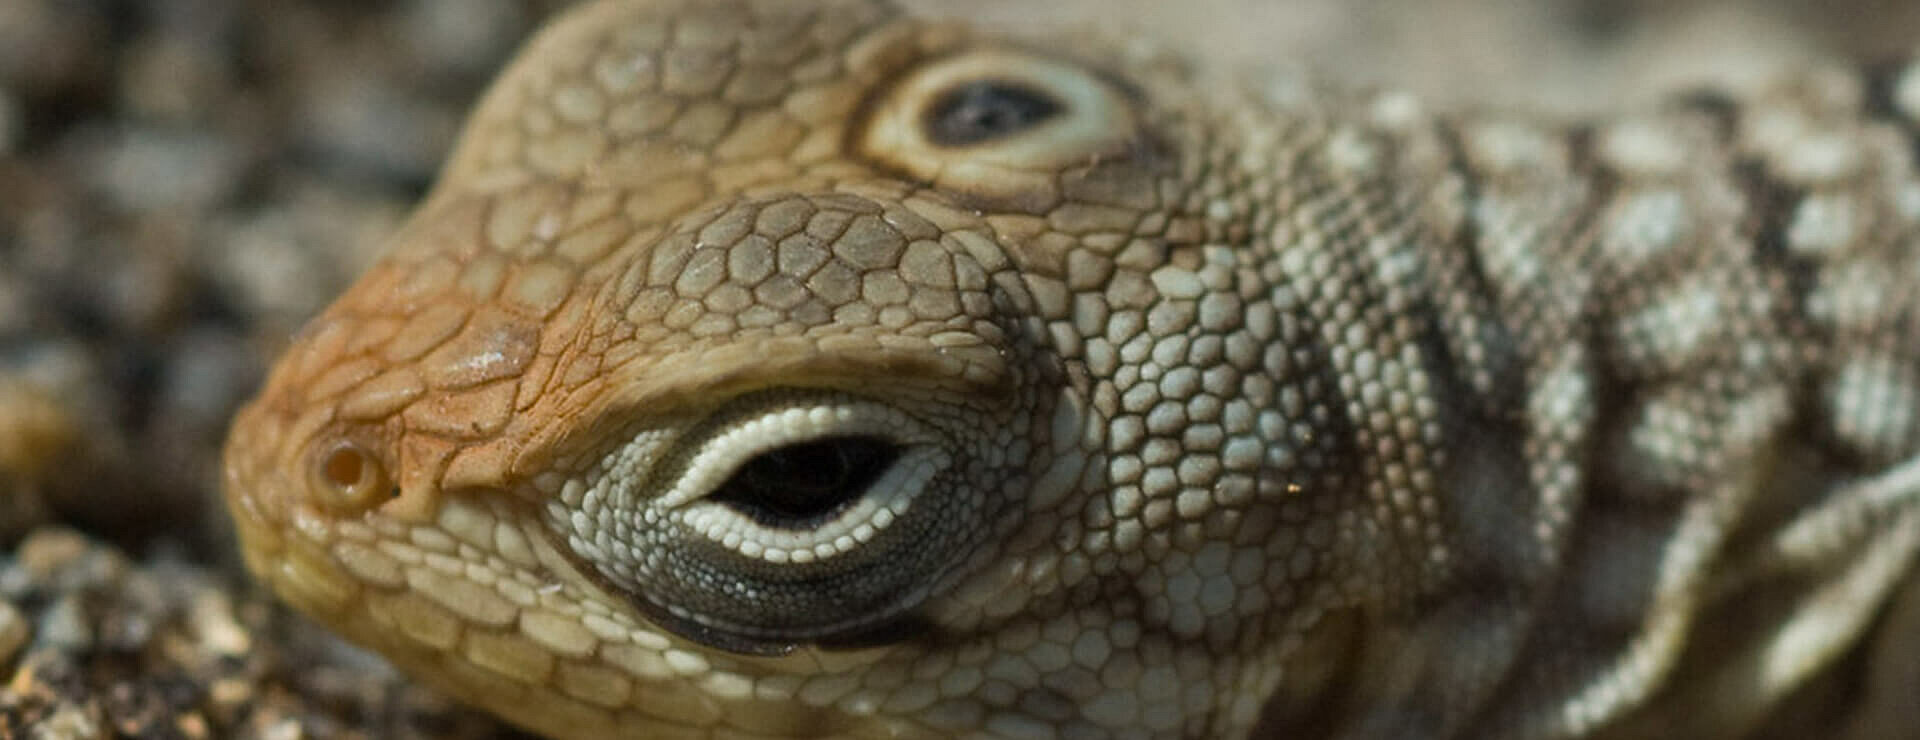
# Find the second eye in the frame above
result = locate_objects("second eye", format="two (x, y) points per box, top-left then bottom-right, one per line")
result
(923, 79), (1064, 147)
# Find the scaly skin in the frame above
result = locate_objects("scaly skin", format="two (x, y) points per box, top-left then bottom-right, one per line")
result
(222, 1), (1920, 738)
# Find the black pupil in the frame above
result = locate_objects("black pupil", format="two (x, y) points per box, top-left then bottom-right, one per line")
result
(923, 80), (1062, 147)
(710, 436), (900, 528)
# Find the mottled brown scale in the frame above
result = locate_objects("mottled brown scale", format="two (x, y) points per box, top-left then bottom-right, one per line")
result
(223, 1), (1920, 739)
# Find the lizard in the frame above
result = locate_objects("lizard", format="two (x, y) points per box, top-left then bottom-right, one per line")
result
(218, 0), (1920, 737)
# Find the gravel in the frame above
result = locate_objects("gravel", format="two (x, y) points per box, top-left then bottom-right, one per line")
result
(0, 528), (518, 739)
(1, 1), (564, 735)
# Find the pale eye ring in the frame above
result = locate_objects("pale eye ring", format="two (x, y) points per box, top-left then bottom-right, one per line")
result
(706, 435), (902, 529)
(660, 400), (949, 564)
(855, 48), (1139, 207)
(547, 392), (978, 653)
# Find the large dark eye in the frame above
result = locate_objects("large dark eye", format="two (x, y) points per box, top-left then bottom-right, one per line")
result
(708, 436), (901, 528)
(545, 392), (979, 654)
(922, 79), (1063, 147)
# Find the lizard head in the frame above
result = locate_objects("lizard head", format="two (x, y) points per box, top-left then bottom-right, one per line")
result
(226, 0), (1423, 736)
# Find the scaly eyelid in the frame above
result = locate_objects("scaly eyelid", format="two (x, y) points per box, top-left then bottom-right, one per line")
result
(517, 334), (1008, 480)
(588, 333), (1010, 421)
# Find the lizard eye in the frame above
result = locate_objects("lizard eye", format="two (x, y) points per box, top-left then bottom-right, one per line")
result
(922, 79), (1064, 147)
(546, 391), (986, 655)
(708, 436), (902, 528)
(856, 48), (1140, 208)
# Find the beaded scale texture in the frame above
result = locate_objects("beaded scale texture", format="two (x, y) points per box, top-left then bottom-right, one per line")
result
(222, 1), (1920, 737)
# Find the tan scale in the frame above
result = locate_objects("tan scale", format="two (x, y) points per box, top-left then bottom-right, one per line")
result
(224, 1), (1920, 738)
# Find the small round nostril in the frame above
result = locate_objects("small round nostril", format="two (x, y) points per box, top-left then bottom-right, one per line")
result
(322, 446), (365, 487)
(312, 441), (388, 510)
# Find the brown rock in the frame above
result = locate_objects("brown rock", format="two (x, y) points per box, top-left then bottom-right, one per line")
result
(0, 599), (28, 667)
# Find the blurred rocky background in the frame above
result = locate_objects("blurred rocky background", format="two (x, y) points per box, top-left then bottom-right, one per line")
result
(0, 0), (1909, 737)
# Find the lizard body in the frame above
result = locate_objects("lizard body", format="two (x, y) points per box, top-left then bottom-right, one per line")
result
(221, 1), (1920, 737)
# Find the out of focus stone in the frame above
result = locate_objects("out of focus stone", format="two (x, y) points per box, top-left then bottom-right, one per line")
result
(0, 376), (79, 486)
(38, 594), (94, 651)
(155, 329), (258, 439)
(189, 589), (252, 659)
(0, 526), (516, 737)
(0, 267), (27, 337)
(401, 0), (531, 83)
(118, 32), (232, 125)
(293, 50), (458, 186)
(207, 182), (406, 333)
(0, 599), (28, 665)
(15, 528), (91, 587)
(0, 0), (110, 98)
(87, 126), (246, 213)
(32, 704), (108, 740)
(0, 375), (63, 537)
(0, 345), (140, 536)
(0, 86), (18, 155)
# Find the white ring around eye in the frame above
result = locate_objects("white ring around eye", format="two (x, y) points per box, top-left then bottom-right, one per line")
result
(660, 400), (950, 563)
(857, 49), (1137, 203)
(679, 445), (948, 564)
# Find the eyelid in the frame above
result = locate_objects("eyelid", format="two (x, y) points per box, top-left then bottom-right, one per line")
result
(562, 335), (1007, 444)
